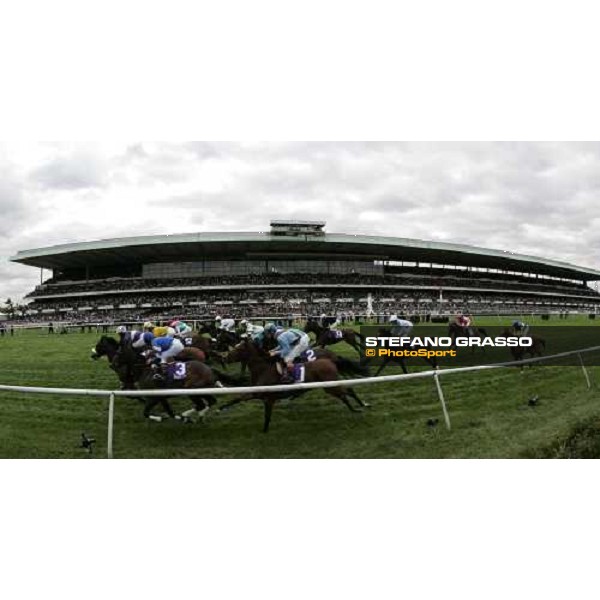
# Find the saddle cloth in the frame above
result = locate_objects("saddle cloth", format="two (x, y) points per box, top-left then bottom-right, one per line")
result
(167, 362), (187, 380)
(292, 364), (306, 383)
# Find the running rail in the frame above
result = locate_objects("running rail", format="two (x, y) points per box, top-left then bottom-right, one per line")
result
(1, 344), (600, 458)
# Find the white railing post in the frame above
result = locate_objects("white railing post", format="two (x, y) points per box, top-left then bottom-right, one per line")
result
(433, 371), (451, 430)
(107, 392), (115, 459)
(578, 353), (592, 390)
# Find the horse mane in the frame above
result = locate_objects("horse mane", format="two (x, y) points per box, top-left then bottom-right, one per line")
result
(100, 335), (119, 348)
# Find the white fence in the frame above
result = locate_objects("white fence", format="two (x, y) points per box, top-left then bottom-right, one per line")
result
(1, 345), (599, 458)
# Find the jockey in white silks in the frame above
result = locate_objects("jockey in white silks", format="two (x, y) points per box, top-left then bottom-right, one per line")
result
(215, 315), (236, 332)
(240, 319), (264, 338)
(389, 315), (414, 337)
(151, 336), (185, 364)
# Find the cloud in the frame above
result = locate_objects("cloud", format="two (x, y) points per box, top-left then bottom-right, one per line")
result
(3, 141), (600, 301)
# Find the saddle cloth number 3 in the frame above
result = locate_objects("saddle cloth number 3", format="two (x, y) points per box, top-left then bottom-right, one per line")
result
(173, 362), (187, 380)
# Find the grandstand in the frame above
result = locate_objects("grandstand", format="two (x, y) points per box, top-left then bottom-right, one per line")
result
(9, 220), (600, 323)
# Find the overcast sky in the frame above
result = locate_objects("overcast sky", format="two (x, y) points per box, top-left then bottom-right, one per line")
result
(1, 141), (599, 302)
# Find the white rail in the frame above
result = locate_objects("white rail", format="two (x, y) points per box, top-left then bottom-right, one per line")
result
(1, 345), (599, 458)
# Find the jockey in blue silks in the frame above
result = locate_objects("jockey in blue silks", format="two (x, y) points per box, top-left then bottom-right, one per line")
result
(265, 323), (311, 383)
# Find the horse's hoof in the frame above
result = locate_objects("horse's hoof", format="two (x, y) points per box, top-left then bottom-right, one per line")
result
(364, 403), (372, 408)
(148, 415), (163, 423)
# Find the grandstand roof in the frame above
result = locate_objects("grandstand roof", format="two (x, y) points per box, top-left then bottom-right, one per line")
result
(11, 231), (600, 281)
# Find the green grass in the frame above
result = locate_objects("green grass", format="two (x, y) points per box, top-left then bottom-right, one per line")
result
(1, 314), (600, 458)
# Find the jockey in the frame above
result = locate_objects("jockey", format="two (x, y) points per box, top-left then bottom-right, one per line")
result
(169, 319), (193, 339)
(263, 322), (284, 336)
(512, 320), (530, 336)
(131, 330), (155, 351)
(389, 315), (413, 337)
(240, 319), (264, 338)
(153, 325), (176, 338)
(216, 315), (236, 332)
(268, 326), (311, 383)
(456, 313), (472, 328)
(151, 335), (185, 364)
(330, 314), (342, 330)
(143, 321), (155, 332)
(116, 325), (132, 348)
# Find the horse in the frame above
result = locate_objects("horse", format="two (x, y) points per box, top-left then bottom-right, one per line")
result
(369, 328), (438, 376)
(135, 360), (221, 422)
(304, 320), (364, 356)
(448, 322), (489, 348)
(502, 329), (546, 364)
(91, 336), (145, 390)
(225, 340), (369, 381)
(91, 336), (235, 420)
(219, 337), (369, 432)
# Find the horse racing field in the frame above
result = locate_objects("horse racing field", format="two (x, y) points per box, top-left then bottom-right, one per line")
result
(2, 315), (600, 458)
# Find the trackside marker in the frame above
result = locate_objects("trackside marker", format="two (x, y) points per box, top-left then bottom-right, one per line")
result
(107, 392), (115, 459)
(433, 371), (451, 431)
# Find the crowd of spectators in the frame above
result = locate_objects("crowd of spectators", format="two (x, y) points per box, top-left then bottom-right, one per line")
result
(11, 286), (598, 327)
(28, 271), (596, 299)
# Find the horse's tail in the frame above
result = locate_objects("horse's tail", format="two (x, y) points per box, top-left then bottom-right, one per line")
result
(334, 356), (370, 378)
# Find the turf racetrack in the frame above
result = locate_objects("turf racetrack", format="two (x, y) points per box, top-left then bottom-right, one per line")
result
(1, 315), (600, 458)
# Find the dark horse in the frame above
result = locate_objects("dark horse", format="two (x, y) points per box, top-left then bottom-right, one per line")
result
(219, 338), (369, 432)
(135, 360), (221, 422)
(370, 328), (438, 376)
(304, 320), (364, 356)
(91, 336), (228, 421)
(448, 322), (489, 350)
(502, 329), (546, 364)
(91, 336), (145, 390)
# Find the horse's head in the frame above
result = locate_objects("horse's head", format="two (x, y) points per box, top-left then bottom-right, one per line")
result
(91, 335), (118, 360)
(227, 337), (253, 363)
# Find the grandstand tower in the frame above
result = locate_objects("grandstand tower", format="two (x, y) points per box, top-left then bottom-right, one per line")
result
(10, 220), (600, 323)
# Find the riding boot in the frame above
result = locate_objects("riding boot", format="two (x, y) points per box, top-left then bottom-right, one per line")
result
(280, 363), (295, 384)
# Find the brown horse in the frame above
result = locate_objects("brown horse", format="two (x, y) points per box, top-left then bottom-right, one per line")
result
(136, 360), (221, 422)
(448, 322), (489, 352)
(304, 320), (364, 356)
(369, 328), (438, 376)
(502, 329), (546, 363)
(219, 338), (369, 432)
(184, 333), (228, 368)
(91, 336), (232, 421)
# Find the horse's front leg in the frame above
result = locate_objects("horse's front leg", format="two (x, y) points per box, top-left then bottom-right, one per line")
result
(263, 398), (275, 433)
(347, 387), (370, 408)
(144, 396), (174, 421)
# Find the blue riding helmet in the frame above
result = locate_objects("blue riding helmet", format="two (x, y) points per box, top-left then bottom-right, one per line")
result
(264, 322), (278, 334)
